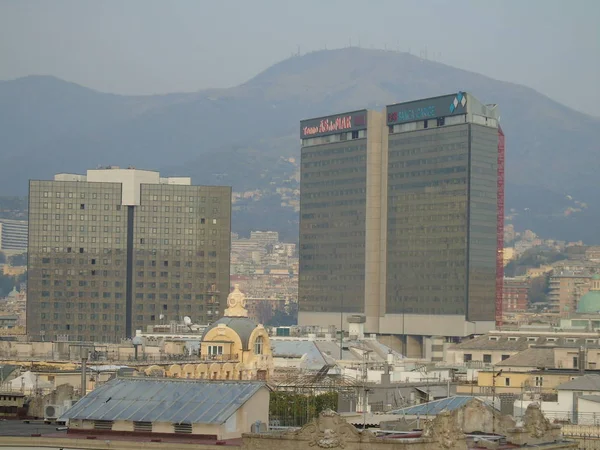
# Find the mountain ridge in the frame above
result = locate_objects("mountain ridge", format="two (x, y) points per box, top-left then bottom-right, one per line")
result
(1, 47), (599, 242)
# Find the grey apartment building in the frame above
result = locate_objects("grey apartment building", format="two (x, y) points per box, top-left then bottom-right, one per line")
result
(0, 219), (28, 253)
(299, 93), (504, 352)
(27, 168), (231, 342)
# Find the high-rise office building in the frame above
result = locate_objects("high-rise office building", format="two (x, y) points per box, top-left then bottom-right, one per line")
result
(27, 167), (231, 342)
(299, 93), (504, 347)
(0, 219), (28, 253)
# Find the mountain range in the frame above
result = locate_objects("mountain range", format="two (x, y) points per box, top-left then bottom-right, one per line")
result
(1, 47), (599, 243)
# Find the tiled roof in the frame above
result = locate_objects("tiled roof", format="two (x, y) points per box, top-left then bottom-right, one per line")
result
(557, 374), (600, 391)
(496, 348), (555, 368)
(60, 378), (266, 424)
(451, 334), (600, 351)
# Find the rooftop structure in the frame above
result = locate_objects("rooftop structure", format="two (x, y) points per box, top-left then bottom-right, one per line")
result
(61, 377), (269, 440)
(388, 396), (496, 417)
(577, 274), (600, 314)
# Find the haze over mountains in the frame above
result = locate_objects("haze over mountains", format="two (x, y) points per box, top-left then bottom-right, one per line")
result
(1, 48), (599, 243)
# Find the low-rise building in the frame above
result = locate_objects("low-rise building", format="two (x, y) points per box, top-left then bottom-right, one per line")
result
(61, 377), (269, 440)
(0, 392), (26, 417)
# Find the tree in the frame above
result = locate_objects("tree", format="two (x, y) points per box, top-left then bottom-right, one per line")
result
(529, 275), (550, 304)
(269, 391), (339, 427)
(0, 273), (15, 297)
(255, 301), (274, 325)
(8, 253), (27, 267)
(267, 302), (298, 326)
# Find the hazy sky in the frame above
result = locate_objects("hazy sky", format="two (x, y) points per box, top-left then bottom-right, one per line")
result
(1, 0), (599, 116)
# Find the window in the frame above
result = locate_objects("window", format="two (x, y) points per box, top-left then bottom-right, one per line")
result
(254, 336), (264, 355)
(501, 355), (510, 361)
(463, 354), (472, 363)
(504, 378), (510, 387)
(535, 376), (543, 387)
(207, 345), (223, 355)
(483, 354), (492, 363)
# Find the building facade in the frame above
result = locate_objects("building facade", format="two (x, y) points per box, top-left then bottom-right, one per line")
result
(503, 277), (530, 312)
(299, 93), (503, 343)
(548, 272), (591, 316)
(27, 167), (231, 342)
(0, 219), (28, 253)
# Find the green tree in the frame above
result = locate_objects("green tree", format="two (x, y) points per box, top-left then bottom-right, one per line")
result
(269, 391), (339, 427)
(0, 273), (15, 297)
(529, 275), (550, 304)
(8, 253), (27, 267)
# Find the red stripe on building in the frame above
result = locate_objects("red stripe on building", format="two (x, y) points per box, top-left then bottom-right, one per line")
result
(496, 126), (505, 327)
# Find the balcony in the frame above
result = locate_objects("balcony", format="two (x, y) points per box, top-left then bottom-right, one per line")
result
(198, 353), (239, 362)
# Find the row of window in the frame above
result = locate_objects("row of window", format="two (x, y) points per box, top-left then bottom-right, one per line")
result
(33, 214), (122, 222)
(38, 300), (216, 310)
(302, 130), (366, 147)
(41, 192), (116, 199)
(145, 195), (221, 203)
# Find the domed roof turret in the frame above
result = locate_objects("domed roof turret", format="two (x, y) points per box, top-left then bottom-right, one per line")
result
(200, 284), (259, 350)
(577, 275), (600, 314)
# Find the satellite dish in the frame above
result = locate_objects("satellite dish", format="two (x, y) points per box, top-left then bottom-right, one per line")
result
(159, 314), (164, 320)
(183, 316), (192, 326)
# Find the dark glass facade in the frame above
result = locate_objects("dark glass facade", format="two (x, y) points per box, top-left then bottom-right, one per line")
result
(27, 178), (231, 342)
(299, 95), (501, 335)
(387, 124), (470, 316)
(299, 134), (368, 314)
(386, 121), (498, 322)
(131, 185), (231, 333)
(467, 125), (499, 321)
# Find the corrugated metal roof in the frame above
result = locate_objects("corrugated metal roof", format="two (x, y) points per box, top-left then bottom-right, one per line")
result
(271, 341), (327, 370)
(315, 341), (359, 361)
(388, 396), (493, 416)
(61, 378), (266, 424)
